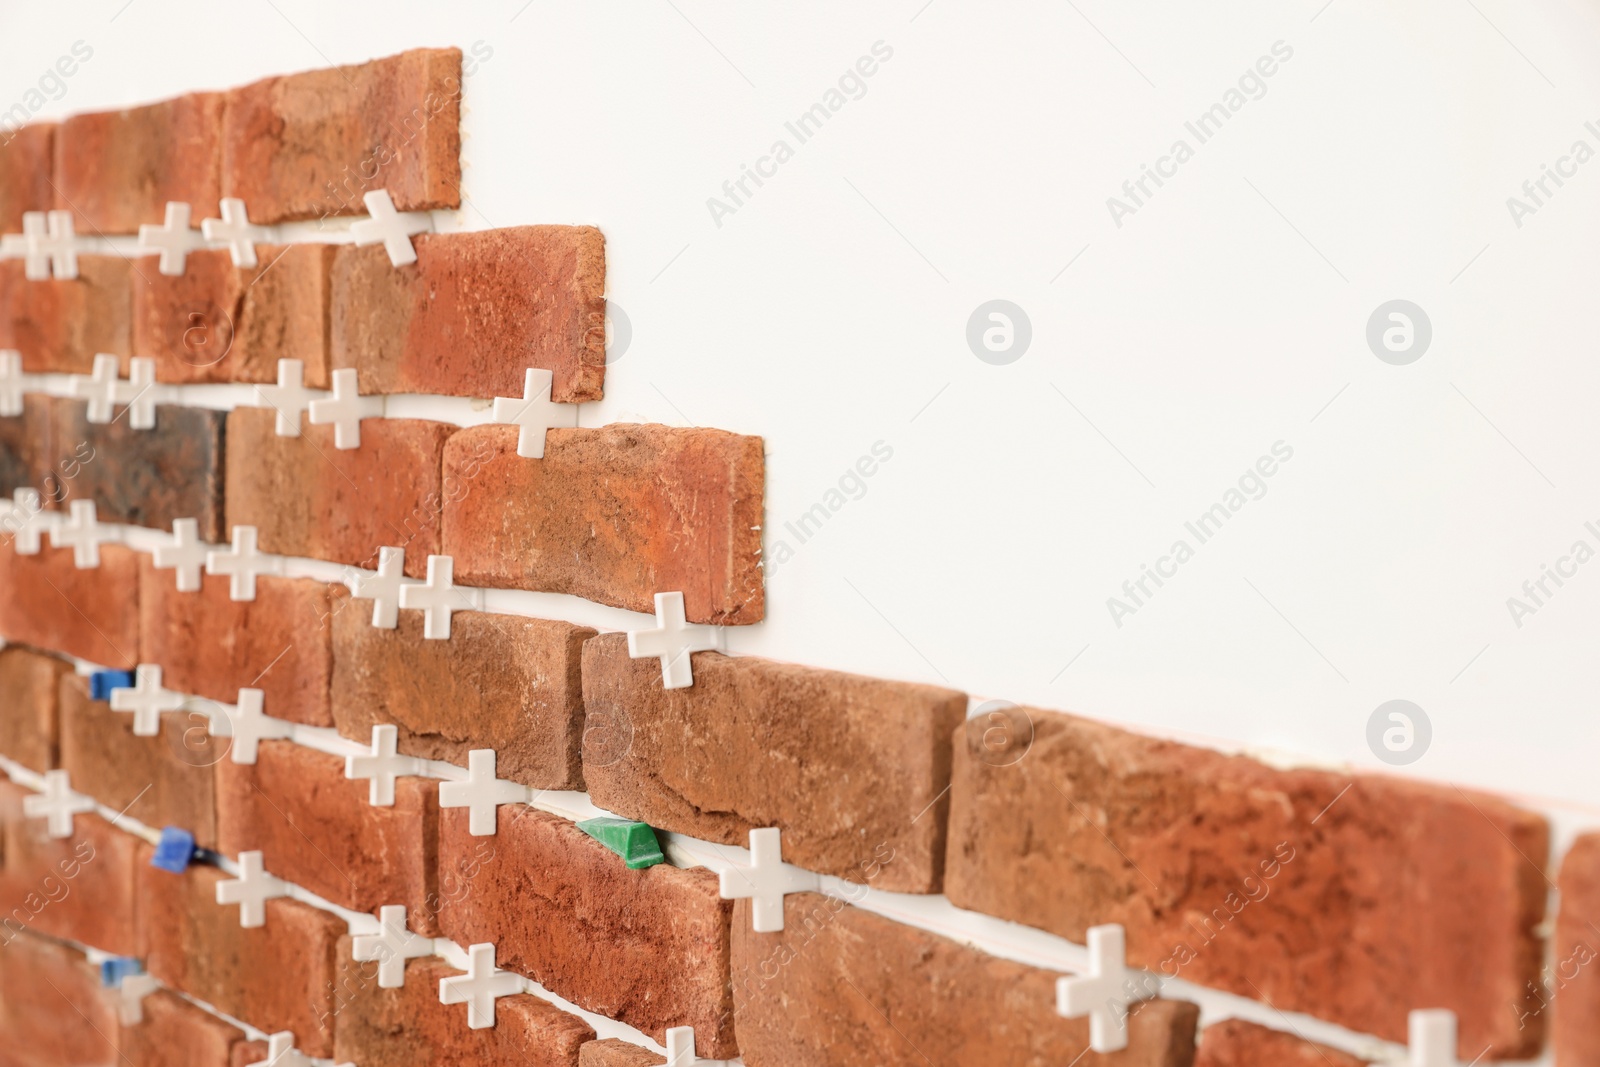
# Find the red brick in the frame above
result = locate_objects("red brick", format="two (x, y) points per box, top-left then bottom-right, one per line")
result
(0, 646), (71, 772)
(582, 634), (961, 892)
(216, 740), (439, 932)
(54, 93), (223, 234)
(331, 227), (605, 402)
(139, 557), (339, 727)
(438, 805), (737, 1057)
(0, 124), (55, 233)
(58, 672), (219, 847)
(0, 394), (61, 501)
(138, 851), (344, 1056)
(0, 542), (139, 668)
(732, 893), (1199, 1067)
(1193, 1019), (1367, 1067)
(943, 708), (1550, 1058)
(226, 407), (455, 578)
(1555, 833), (1600, 1065)
(119, 989), (248, 1067)
(0, 255), (132, 373)
(332, 606), (591, 789)
(443, 425), (765, 623)
(0, 805), (141, 956)
(333, 940), (594, 1067)
(231, 1042), (268, 1067)
(222, 48), (462, 223)
(130, 245), (335, 386)
(579, 1041), (665, 1067)
(0, 930), (118, 1067)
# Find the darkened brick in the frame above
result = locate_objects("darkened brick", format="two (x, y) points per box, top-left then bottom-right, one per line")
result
(0, 394), (61, 501)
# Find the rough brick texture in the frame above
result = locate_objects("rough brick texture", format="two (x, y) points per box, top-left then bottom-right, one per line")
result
(333, 940), (594, 1067)
(731, 893), (1199, 1067)
(0, 646), (71, 772)
(139, 852), (344, 1056)
(54, 93), (224, 233)
(59, 672), (219, 847)
(582, 635), (962, 892)
(226, 407), (455, 578)
(216, 740), (440, 932)
(0, 931), (119, 1067)
(332, 606), (591, 789)
(0, 806), (141, 956)
(0, 542), (139, 668)
(438, 805), (737, 1058)
(131, 244), (336, 385)
(222, 48), (462, 223)
(1556, 833), (1600, 1066)
(332, 226), (605, 402)
(139, 557), (339, 727)
(0, 255), (132, 374)
(1193, 1019), (1367, 1067)
(0, 394), (61, 500)
(0, 123), (55, 233)
(443, 425), (765, 623)
(943, 708), (1550, 1058)
(120, 989), (248, 1067)
(56, 397), (227, 542)
(579, 1041), (665, 1067)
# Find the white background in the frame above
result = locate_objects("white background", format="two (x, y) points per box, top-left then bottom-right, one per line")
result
(4, 0), (1598, 836)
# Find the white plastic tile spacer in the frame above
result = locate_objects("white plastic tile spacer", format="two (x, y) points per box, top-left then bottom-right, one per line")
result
(438, 749), (525, 836)
(307, 367), (382, 449)
(351, 904), (433, 988)
(200, 198), (271, 268)
(215, 850), (289, 928)
(22, 769), (95, 839)
(438, 942), (523, 1030)
(491, 368), (577, 459)
(205, 525), (280, 601)
(346, 724), (423, 806)
(0, 224), (28, 266)
(50, 499), (115, 569)
(0, 349), (23, 417)
(137, 202), (204, 276)
(718, 827), (820, 934)
(4, 487), (56, 554)
(260, 1033), (310, 1067)
(114, 973), (159, 1025)
(1409, 1010), (1463, 1067)
(397, 554), (469, 639)
(665, 1026), (704, 1067)
(254, 358), (316, 437)
(1056, 924), (1156, 1053)
(628, 591), (720, 690)
(349, 546), (405, 628)
(349, 188), (432, 267)
(151, 517), (208, 592)
(22, 210), (78, 280)
(108, 664), (185, 736)
(212, 688), (293, 765)
(70, 354), (157, 429)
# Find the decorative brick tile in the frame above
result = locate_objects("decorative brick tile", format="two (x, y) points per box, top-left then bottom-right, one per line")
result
(332, 938), (594, 1067)
(0, 255), (132, 374)
(582, 634), (962, 892)
(0, 394), (62, 500)
(138, 850), (344, 1057)
(226, 407), (455, 578)
(943, 708), (1550, 1058)
(1193, 1019), (1367, 1067)
(54, 93), (224, 233)
(0, 123), (55, 233)
(0, 930), (119, 1067)
(139, 558), (340, 727)
(119, 989), (249, 1067)
(442, 425), (765, 624)
(130, 244), (336, 385)
(58, 672), (219, 847)
(331, 226), (605, 402)
(731, 892), (1199, 1067)
(578, 1041), (665, 1067)
(0, 542), (139, 668)
(0, 646), (72, 773)
(215, 740), (440, 933)
(56, 398), (226, 541)
(1555, 832), (1600, 1065)
(0, 807), (141, 956)
(437, 805), (737, 1058)
(332, 607), (591, 790)
(222, 48), (462, 224)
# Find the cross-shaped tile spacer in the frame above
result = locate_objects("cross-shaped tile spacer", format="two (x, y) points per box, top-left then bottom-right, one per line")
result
(23, 769), (96, 839)
(4, 487), (55, 554)
(349, 188), (433, 266)
(718, 827), (820, 933)
(665, 1027), (704, 1067)
(201, 198), (271, 268)
(261, 1033), (311, 1067)
(50, 499), (115, 568)
(20, 210), (77, 280)
(346, 724), (424, 806)
(349, 546), (405, 628)
(215, 850), (289, 928)
(351, 904), (434, 988)
(109, 664), (185, 736)
(628, 591), (719, 690)
(211, 688), (293, 765)
(255, 358), (316, 437)
(1409, 1010), (1464, 1067)
(0, 349), (23, 417)
(3, 213), (49, 278)
(438, 943), (523, 1030)
(152, 517), (208, 592)
(397, 554), (471, 639)
(491, 368), (577, 459)
(438, 749), (525, 836)
(137, 202), (204, 276)
(114, 974), (160, 1025)
(307, 368), (383, 449)
(1057, 924), (1156, 1052)
(205, 525), (280, 601)
(69, 353), (157, 429)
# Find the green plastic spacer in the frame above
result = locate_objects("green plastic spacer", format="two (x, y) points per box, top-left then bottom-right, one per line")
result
(577, 817), (666, 869)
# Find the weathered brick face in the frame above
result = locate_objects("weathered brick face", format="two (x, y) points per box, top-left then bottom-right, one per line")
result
(0, 542), (139, 668)
(1555, 832), (1600, 1066)
(0, 646), (71, 773)
(0, 931), (120, 1067)
(0, 255), (132, 373)
(0, 807), (142, 956)
(119, 989), (249, 1067)
(1193, 1019), (1368, 1067)
(0, 123), (55, 233)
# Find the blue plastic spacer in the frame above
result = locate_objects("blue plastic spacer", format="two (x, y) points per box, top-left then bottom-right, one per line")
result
(89, 670), (135, 702)
(99, 957), (144, 988)
(149, 826), (197, 873)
